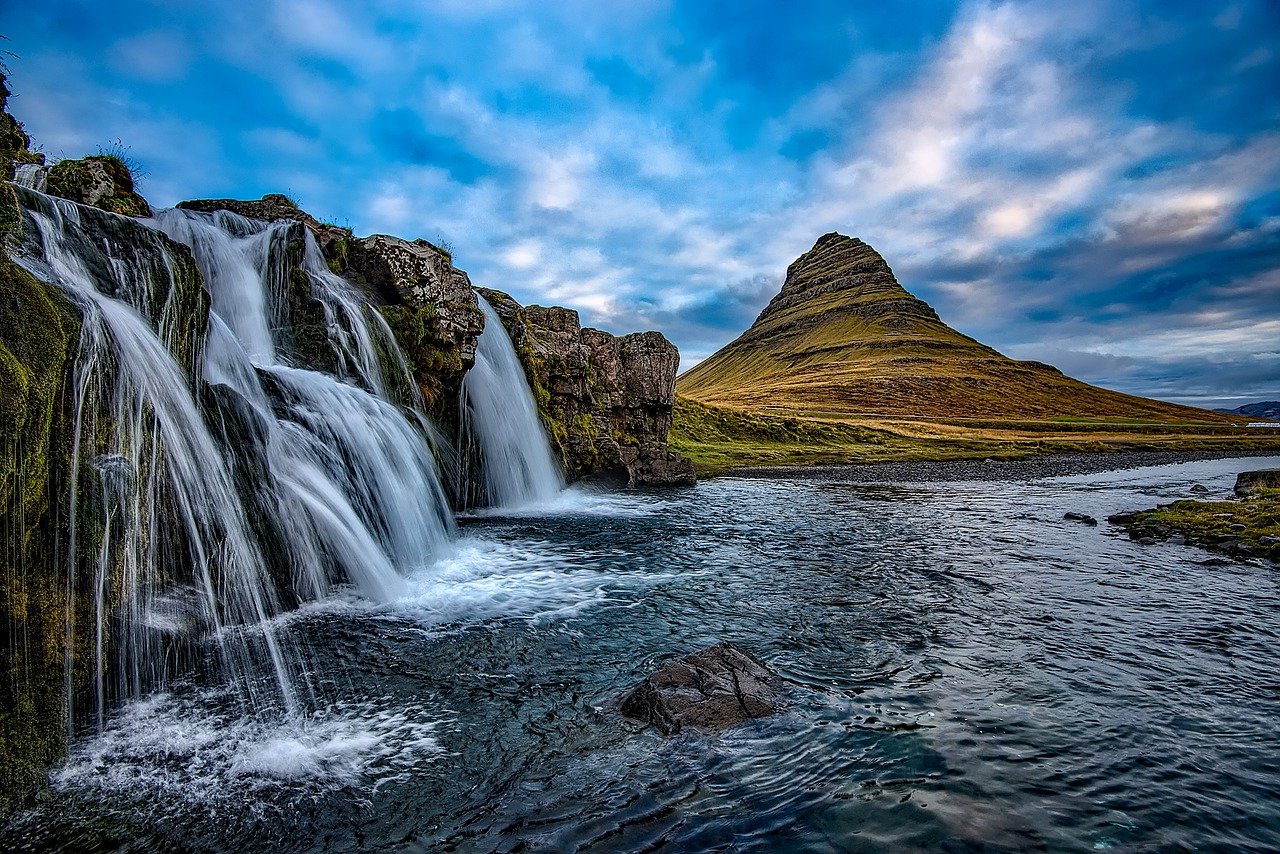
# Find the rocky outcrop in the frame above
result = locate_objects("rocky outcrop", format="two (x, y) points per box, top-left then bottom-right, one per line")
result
(178, 193), (349, 254)
(46, 155), (151, 217)
(1235, 469), (1280, 496)
(621, 643), (782, 735)
(179, 195), (484, 421)
(344, 234), (485, 407)
(478, 288), (695, 486)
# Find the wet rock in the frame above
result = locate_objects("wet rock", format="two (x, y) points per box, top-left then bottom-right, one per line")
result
(1190, 483), (1210, 494)
(621, 643), (781, 735)
(1063, 512), (1098, 526)
(477, 287), (695, 486)
(178, 193), (349, 253)
(1235, 469), (1280, 497)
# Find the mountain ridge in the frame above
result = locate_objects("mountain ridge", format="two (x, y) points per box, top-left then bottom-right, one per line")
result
(678, 233), (1236, 424)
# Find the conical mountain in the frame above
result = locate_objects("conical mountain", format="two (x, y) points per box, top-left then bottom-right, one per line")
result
(678, 233), (1230, 422)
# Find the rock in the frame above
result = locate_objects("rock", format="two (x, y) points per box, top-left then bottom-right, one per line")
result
(178, 193), (350, 254)
(1229, 523), (1247, 532)
(46, 155), (152, 217)
(347, 234), (484, 361)
(1190, 483), (1209, 494)
(477, 287), (695, 486)
(621, 644), (781, 735)
(1063, 512), (1098, 526)
(1234, 469), (1280, 497)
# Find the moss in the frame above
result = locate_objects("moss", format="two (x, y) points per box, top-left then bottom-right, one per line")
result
(0, 258), (81, 815)
(1112, 492), (1280, 560)
(46, 155), (151, 217)
(378, 304), (466, 415)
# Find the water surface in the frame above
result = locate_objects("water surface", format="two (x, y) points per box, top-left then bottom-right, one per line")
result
(7, 455), (1280, 852)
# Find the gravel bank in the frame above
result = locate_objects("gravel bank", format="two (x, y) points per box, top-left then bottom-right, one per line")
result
(724, 450), (1280, 484)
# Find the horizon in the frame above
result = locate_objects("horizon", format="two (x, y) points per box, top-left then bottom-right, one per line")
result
(4, 0), (1278, 408)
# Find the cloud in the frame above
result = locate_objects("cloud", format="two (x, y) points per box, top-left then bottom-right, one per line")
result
(4, 0), (1278, 405)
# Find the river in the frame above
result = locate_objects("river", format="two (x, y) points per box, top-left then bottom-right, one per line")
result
(6, 454), (1279, 852)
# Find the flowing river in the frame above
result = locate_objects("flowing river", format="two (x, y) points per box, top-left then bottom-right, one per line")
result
(5, 454), (1279, 852)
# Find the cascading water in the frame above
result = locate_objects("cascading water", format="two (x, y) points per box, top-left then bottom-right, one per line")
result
(11, 188), (458, 734)
(461, 296), (564, 509)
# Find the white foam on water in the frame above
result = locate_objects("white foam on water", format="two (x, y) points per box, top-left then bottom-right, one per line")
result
(54, 691), (444, 802)
(462, 483), (665, 519)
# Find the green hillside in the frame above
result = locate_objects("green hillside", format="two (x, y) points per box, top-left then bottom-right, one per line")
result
(678, 233), (1239, 424)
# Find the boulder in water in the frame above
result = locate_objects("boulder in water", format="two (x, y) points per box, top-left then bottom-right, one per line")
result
(1190, 483), (1210, 494)
(1063, 512), (1098, 526)
(621, 643), (781, 735)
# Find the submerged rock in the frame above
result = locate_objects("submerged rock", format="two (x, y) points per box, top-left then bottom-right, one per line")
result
(621, 643), (781, 735)
(1063, 512), (1098, 526)
(1190, 483), (1210, 494)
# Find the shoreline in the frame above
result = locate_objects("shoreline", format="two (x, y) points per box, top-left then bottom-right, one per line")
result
(720, 448), (1280, 483)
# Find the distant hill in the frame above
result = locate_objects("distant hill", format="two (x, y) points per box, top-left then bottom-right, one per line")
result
(1215, 402), (1280, 419)
(678, 233), (1236, 423)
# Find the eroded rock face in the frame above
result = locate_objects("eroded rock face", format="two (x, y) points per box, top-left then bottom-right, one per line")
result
(478, 288), (695, 487)
(621, 643), (781, 735)
(346, 234), (484, 365)
(1235, 469), (1280, 496)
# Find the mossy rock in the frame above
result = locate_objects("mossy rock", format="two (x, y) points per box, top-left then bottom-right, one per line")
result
(46, 155), (152, 218)
(0, 257), (81, 815)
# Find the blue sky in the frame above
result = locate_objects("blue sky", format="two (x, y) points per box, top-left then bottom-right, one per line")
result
(4, 0), (1278, 407)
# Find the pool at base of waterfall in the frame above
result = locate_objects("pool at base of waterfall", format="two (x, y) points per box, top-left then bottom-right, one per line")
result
(6, 455), (1280, 853)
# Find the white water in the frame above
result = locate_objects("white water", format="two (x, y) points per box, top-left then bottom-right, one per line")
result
(11, 190), (462, 731)
(462, 296), (564, 508)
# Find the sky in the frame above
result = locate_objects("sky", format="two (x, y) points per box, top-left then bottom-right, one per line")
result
(3, 0), (1278, 408)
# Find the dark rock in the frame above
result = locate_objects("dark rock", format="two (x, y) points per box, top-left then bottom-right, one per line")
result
(177, 193), (350, 253)
(1235, 469), (1280, 496)
(1063, 512), (1098, 526)
(621, 643), (781, 735)
(1190, 483), (1209, 494)
(477, 287), (695, 487)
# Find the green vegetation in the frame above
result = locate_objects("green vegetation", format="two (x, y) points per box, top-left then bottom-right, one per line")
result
(671, 396), (1280, 477)
(670, 396), (1033, 475)
(1111, 491), (1280, 561)
(46, 154), (151, 217)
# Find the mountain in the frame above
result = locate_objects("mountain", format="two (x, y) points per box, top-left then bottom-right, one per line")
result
(1216, 402), (1280, 419)
(678, 233), (1234, 423)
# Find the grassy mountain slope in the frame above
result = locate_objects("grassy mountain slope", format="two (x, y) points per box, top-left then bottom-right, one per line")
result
(678, 233), (1238, 424)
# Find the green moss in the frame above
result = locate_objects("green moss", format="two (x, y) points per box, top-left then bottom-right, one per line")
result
(0, 258), (81, 815)
(46, 155), (151, 217)
(1115, 493), (1280, 559)
(378, 304), (465, 413)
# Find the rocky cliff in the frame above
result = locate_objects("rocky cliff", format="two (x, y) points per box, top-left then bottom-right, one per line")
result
(477, 288), (695, 486)
(173, 194), (692, 486)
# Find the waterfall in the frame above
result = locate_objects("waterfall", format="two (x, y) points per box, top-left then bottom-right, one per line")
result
(462, 296), (564, 509)
(11, 189), (457, 732)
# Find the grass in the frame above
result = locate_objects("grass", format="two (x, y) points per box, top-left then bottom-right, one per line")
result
(670, 396), (1280, 477)
(1110, 490), (1280, 560)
